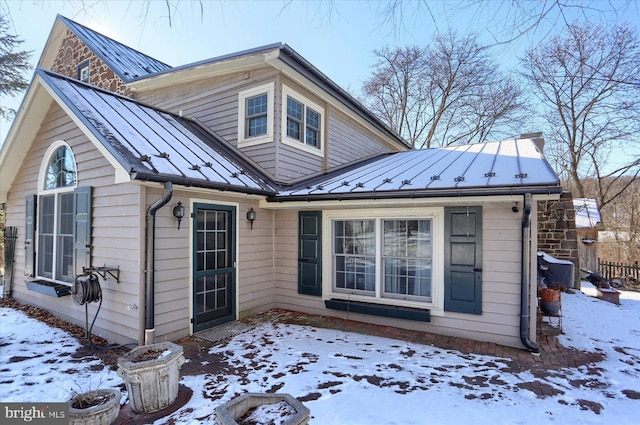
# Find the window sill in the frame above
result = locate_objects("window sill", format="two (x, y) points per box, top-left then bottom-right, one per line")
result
(324, 298), (430, 322)
(25, 280), (71, 297)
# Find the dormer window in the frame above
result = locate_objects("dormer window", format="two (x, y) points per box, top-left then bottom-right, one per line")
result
(77, 60), (90, 83)
(286, 97), (321, 148)
(238, 82), (275, 147)
(246, 93), (268, 137)
(282, 85), (324, 156)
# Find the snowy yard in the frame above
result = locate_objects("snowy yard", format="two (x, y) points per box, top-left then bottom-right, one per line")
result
(1, 283), (639, 424)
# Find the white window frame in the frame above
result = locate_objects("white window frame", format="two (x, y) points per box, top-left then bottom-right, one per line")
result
(36, 141), (78, 284)
(281, 85), (325, 157)
(238, 82), (275, 148)
(323, 207), (445, 315)
(78, 60), (90, 83)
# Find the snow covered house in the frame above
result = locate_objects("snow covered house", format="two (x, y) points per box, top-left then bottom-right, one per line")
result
(0, 16), (562, 351)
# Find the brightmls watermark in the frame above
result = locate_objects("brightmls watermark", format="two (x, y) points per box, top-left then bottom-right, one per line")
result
(1, 403), (67, 424)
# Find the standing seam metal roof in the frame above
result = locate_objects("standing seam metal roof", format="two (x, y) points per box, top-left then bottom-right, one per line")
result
(39, 69), (276, 195)
(36, 69), (560, 202)
(58, 15), (172, 82)
(276, 139), (561, 200)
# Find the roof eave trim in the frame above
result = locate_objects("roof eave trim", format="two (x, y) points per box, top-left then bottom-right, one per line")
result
(127, 44), (284, 89)
(36, 69), (133, 183)
(131, 171), (277, 197)
(267, 185), (563, 203)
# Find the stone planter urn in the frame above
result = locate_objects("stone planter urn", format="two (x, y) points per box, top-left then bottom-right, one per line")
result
(69, 388), (121, 425)
(117, 341), (185, 414)
(215, 393), (310, 425)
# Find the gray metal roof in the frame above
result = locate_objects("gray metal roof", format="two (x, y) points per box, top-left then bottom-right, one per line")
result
(274, 140), (562, 201)
(39, 69), (276, 195)
(59, 15), (171, 82)
(36, 69), (561, 202)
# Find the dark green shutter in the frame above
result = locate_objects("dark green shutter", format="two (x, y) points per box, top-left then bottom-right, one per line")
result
(24, 194), (37, 277)
(298, 211), (322, 296)
(73, 186), (92, 276)
(444, 206), (483, 314)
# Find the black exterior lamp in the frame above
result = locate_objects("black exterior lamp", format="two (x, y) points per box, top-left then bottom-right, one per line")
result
(173, 201), (185, 230)
(246, 208), (257, 230)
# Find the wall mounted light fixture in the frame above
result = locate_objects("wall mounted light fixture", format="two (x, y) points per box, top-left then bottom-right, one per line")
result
(512, 202), (519, 213)
(173, 201), (185, 230)
(246, 208), (257, 230)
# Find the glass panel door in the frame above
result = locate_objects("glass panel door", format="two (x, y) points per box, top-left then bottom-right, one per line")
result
(192, 204), (236, 332)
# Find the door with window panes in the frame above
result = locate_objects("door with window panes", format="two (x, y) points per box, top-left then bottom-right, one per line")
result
(192, 203), (236, 332)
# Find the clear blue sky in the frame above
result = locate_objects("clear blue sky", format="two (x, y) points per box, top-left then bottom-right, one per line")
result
(1, 0), (638, 145)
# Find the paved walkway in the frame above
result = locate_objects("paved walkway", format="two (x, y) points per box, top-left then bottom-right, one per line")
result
(241, 309), (604, 373)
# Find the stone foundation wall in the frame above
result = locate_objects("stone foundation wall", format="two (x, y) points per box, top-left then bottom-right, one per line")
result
(537, 191), (580, 287)
(50, 29), (130, 96)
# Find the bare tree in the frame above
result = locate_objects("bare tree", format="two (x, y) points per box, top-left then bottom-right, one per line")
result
(362, 31), (526, 148)
(521, 22), (640, 208)
(590, 177), (640, 265)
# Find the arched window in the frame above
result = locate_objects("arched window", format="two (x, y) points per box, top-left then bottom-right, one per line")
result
(44, 145), (77, 189)
(37, 144), (78, 282)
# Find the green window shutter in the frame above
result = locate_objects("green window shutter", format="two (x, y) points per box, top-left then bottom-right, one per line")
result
(298, 211), (322, 296)
(73, 186), (92, 276)
(444, 206), (483, 314)
(24, 194), (37, 277)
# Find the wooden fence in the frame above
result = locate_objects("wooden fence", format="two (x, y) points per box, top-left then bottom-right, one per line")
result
(598, 259), (640, 280)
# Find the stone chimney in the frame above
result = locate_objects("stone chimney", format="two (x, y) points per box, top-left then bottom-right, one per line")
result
(520, 132), (545, 154)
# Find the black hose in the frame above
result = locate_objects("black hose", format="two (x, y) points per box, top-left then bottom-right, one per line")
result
(72, 273), (137, 350)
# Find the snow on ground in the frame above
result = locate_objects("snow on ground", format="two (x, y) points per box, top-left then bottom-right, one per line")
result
(1, 283), (639, 424)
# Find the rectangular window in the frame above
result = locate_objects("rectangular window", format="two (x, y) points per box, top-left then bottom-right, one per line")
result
(238, 83), (275, 147)
(286, 97), (303, 140)
(37, 193), (75, 282)
(332, 217), (434, 304)
(246, 93), (268, 137)
(77, 61), (90, 83)
(282, 85), (324, 156)
(382, 220), (432, 300)
(306, 108), (320, 147)
(334, 220), (376, 293)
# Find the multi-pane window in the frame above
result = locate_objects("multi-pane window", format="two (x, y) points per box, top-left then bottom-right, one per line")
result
(238, 83), (274, 147)
(334, 220), (376, 292)
(332, 217), (433, 302)
(246, 93), (268, 138)
(38, 145), (77, 283)
(286, 95), (321, 148)
(382, 220), (432, 299)
(286, 97), (303, 140)
(306, 108), (320, 148)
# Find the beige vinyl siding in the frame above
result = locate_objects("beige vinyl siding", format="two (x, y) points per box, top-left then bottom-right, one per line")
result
(272, 202), (527, 348)
(135, 69), (276, 140)
(4, 103), (144, 345)
(236, 205), (276, 317)
(149, 191), (275, 340)
(273, 209), (327, 314)
(326, 108), (398, 168)
(136, 68), (281, 178)
(137, 70), (403, 184)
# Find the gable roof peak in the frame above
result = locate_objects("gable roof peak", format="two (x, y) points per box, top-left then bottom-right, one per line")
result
(55, 14), (172, 82)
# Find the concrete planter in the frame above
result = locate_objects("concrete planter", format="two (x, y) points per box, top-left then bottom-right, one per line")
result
(215, 393), (310, 425)
(69, 388), (121, 425)
(117, 341), (185, 413)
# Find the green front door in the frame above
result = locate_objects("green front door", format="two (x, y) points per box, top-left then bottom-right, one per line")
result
(192, 203), (236, 332)
(444, 206), (483, 314)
